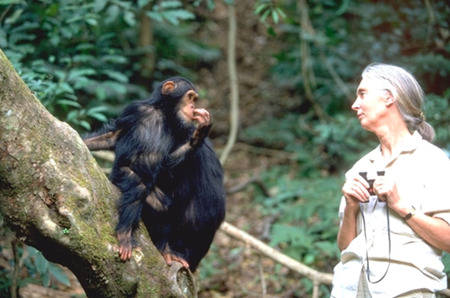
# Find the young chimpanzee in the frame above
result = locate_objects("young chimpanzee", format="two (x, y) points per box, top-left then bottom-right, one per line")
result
(83, 77), (226, 272)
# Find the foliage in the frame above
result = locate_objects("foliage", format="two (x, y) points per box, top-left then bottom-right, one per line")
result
(255, 0), (286, 25)
(249, 171), (341, 295)
(27, 246), (71, 288)
(146, 0), (195, 25)
(248, 0), (450, 171)
(425, 92), (450, 153)
(246, 0), (449, 294)
(0, 215), (69, 297)
(255, 171), (342, 265)
(0, 0), (220, 131)
(244, 112), (378, 175)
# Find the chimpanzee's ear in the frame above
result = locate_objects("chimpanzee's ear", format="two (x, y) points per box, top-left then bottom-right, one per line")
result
(162, 81), (176, 95)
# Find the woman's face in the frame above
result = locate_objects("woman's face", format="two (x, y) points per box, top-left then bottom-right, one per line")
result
(352, 77), (389, 132)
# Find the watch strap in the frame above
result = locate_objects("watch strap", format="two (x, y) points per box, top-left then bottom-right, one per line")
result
(404, 206), (416, 220)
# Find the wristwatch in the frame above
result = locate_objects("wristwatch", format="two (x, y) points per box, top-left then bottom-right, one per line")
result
(404, 206), (416, 220)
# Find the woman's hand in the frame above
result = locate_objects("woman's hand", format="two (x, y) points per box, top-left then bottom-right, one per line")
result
(373, 176), (408, 212)
(342, 174), (371, 206)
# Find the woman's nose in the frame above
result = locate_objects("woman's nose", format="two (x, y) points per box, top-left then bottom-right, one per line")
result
(351, 98), (360, 111)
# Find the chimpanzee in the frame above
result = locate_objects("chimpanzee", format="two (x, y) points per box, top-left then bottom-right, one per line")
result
(83, 77), (226, 272)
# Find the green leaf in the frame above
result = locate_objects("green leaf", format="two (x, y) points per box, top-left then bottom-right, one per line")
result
(276, 7), (286, 19)
(101, 69), (129, 83)
(271, 10), (279, 24)
(87, 106), (109, 113)
(260, 9), (271, 23)
(80, 120), (91, 130)
(55, 82), (75, 96)
(88, 113), (108, 122)
(67, 68), (97, 82)
(85, 18), (98, 26)
(303, 253), (316, 265)
(93, 0), (108, 12)
(100, 55), (128, 64)
(48, 263), (71, 286)
(137, 0), (151, 8)
(105, 5), (120, 24)
(4, 7), (23, 24)
(34, 252), (49, 275)
(57, 99), (82, 108)
(147, 11), (162, 22)
(66, 110), (79, 122)
(255, 4), (268, 15)
(162, 10), (195, 26)
(336, 0), (350, 15)
(27, 246), (39, 256)
(0, 0), (22, 4)
(159, 0), (183, 9)
(123, 11), (136, 26)
(41, 270), (51, 287)
(87, 106), (109, 122)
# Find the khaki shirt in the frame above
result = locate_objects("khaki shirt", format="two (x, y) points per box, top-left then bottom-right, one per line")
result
(332, 131), (450, 297)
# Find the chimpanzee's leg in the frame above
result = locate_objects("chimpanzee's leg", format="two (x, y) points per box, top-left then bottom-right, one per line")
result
(112, 166), (149, 261)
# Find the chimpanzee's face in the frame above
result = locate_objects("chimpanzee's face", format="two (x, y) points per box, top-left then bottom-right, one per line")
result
(179, 89), (199, 122)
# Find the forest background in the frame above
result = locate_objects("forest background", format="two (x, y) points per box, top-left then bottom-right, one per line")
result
(0, 0), (449, 297)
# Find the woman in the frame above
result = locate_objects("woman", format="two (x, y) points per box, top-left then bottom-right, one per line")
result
(331, 63), (450, 297)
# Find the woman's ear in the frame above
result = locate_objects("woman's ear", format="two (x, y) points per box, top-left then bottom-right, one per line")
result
(384, 90), (396, 106)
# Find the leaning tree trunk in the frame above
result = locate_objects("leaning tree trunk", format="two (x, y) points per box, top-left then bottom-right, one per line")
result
(0, 50), (196, 297)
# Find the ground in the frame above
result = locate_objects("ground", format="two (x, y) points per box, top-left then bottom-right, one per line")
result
(194, 3), (312, 295)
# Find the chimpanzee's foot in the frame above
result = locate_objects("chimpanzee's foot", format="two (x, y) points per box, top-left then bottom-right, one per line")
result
(117, 230), (135, 261)
(162, 252), (190, 269)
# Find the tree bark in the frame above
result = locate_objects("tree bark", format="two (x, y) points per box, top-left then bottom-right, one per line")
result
(0, 50), (196, 297)
(139, 3), (156, 78)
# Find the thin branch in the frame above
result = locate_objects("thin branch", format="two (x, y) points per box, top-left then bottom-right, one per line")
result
(297, 0), (327, 124)
(423, 0), (436, 50)
(319, 52), (354, 101)
(220, 2), (240, 165)
(220, 221), (333, 285)
(233, 142), (296, 160)
(226, 176), (271, 197)
(11, 240), (20, 298)
(258, 256), (267, 297)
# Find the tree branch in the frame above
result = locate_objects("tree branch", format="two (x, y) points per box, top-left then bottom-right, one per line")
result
(220, 222), (333, 297)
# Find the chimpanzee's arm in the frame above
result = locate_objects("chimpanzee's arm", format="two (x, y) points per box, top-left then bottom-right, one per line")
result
(165, 123), (212, 169)
(83, 130), (121, 151)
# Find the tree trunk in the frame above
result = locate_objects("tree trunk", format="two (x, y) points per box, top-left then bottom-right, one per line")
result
(0, 50), (196, 297)
(139, 3), (156, 78)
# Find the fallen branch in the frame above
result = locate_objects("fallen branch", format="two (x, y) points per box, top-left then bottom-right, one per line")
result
(226, 176), (270, 197)
(220, 221), (333, 298)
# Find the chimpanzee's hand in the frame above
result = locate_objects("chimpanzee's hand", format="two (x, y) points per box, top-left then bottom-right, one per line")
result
(190, 123), (212, 148)
(193, 108), (210, 125)
(189, 108), (212, 147)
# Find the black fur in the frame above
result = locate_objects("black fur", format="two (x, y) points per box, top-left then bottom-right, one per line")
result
(84, 77), (225, 271)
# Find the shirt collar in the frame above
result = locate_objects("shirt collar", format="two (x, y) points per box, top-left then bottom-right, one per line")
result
(367, 131), (423, 164)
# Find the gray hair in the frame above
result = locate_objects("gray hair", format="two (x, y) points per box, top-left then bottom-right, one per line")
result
(362, 63), (435, 142)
